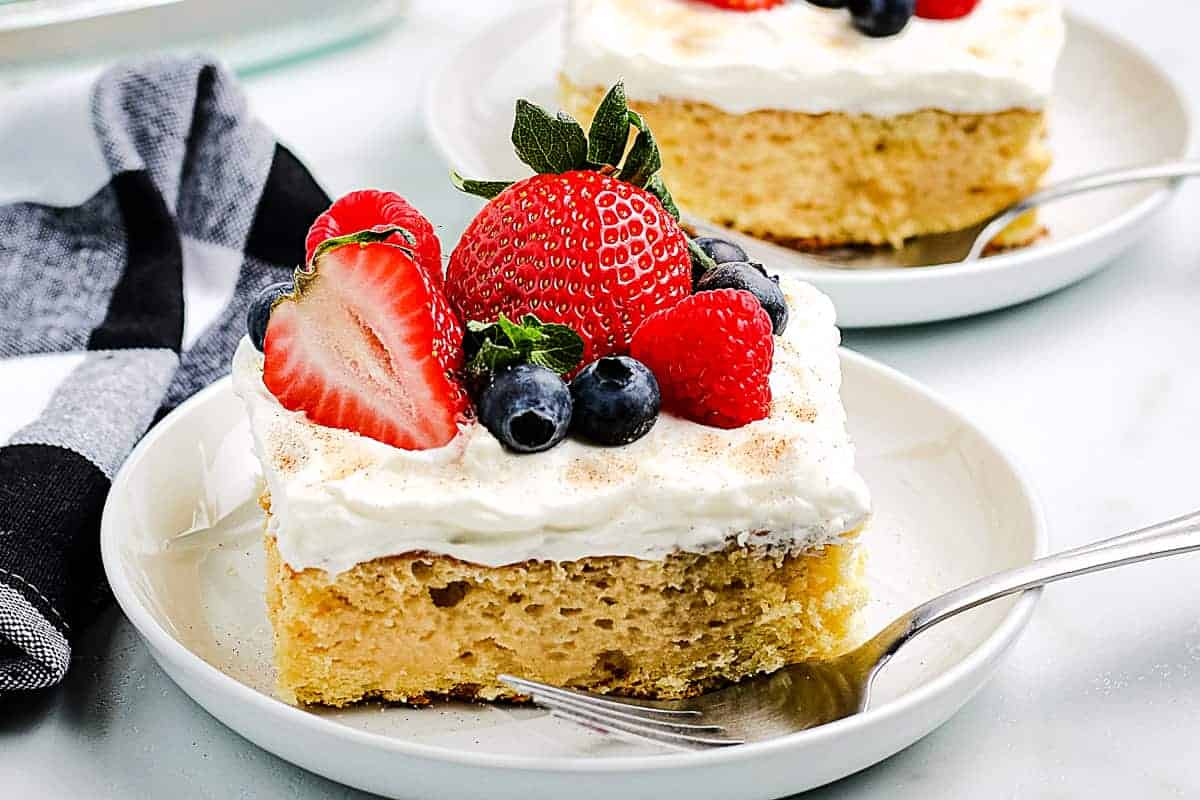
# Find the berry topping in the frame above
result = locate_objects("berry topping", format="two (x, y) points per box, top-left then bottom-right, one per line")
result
(914, 0), (979, 19)
(694, 236), (748, 266)
(695, 262), (789, 335)
(449, 83), (691, 367)
(448, 171), (690, 368)
(305, 190), (442, 281)
(630, 289), (774, 429)
(570, 356), (661, 446)
(696, 0), (786, 9)
(848, 0), (914, 37)
(246, 281), (292, 352)
(263, 228), (470, 451)
(478, 364), (573, 453)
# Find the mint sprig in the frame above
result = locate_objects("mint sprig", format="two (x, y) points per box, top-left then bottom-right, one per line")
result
(465, 314), (584, 379)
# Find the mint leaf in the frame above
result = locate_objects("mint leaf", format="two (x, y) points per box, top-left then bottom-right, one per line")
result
(587, 82), (630, 168)
(618, 110), (662, 188)
(465, 313), (584, 378)
(512, 99), (589, 174)
(472, 337), (525, 374)
(644, 173), (680, 220)
(519, 315), (584, 374)
(451, 171), (513, 200)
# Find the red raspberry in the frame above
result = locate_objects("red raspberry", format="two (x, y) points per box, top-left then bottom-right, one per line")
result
(305, 190), (443, 283)
(915, 0), (979, 20)
(630, 289), (774, 429)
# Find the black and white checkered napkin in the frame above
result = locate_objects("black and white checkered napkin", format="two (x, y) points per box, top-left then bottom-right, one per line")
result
(0, 57), (330, 693)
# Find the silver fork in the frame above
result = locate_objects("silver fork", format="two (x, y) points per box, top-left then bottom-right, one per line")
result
(684, 159), (1200, 269)
(501, 509), (1200, 750)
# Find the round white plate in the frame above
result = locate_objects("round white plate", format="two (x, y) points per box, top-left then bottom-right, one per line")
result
(423, 6), (1191, 328)
(102, 351), (1045, 799)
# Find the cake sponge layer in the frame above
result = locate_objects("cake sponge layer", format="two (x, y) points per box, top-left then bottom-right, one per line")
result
(561, 78), (1050, 249)
(265, 511), (865, 707)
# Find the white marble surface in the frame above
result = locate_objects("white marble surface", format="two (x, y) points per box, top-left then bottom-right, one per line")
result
(2, 1), (1199, 797)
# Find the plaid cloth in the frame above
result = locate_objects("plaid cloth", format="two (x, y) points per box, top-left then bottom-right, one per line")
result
(0, 57), (329, 693)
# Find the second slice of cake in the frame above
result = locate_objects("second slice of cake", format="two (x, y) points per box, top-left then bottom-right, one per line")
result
(560, 0), (1065, 250)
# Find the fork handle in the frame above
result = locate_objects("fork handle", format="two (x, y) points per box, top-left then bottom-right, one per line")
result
(967, 159), (1200, 260)
(874, 510), (1200, 660)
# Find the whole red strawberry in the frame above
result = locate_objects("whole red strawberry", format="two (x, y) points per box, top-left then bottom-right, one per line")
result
(447, 170), (691, 366)
(697, 0), (785, 9)
(631, 289), (774, 429)
(264, 229), (469, 450)
(915, 0), (979, 19)
(305, 190), (443, 282)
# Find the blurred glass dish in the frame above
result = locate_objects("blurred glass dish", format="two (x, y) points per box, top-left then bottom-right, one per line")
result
(0, 0), (182, 30)
(0, 0), (403, 84)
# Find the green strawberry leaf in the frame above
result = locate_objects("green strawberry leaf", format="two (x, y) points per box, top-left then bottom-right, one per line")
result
(451, 171), (513, 200)
(512, 99), (589, 174)
(311, 225), (416, 262)
(644, 173), (680, 220)
(465, 313), (584, 378)
(687, 236), (718, 281)
(558, 111), (589, 167)
(618, 110), (662, 188)
(587, 82), (630, 168)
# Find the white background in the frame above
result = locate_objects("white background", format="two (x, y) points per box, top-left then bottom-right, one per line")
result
(1, 1), (1198, 797)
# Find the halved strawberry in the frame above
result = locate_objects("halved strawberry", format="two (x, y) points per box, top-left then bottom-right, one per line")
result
(264, 229), (469, 450)
(305, 190), (443, 283)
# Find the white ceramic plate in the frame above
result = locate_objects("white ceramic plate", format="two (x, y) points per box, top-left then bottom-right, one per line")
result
(423, 6), (1191, 328)
(101, 351), (1045, 799)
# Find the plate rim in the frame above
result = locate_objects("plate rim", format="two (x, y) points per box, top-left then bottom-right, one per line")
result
(101, 348), (1047, 775)
(421, 6), (1193, 288)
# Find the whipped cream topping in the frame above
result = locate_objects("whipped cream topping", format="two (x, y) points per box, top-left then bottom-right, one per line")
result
(233, 279), (870, 575)
(563, 0), (1064, 116)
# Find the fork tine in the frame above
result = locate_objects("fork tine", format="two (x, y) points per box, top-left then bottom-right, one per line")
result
(547, 706), (744, 750)
(499, 675), (702, 717)
(526, 689), (726, 733)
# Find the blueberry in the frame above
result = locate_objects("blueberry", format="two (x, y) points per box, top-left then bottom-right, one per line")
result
(806, 0), (847, 6)
(848, 0), (913, 37)
(246, 281), (292, 352)
(570, 357), (660, 446)
(691, 236), (748, 284)
(694, 237), (748, 266)
(695, 262), (789, 335)
(478, 364), (572, 453)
